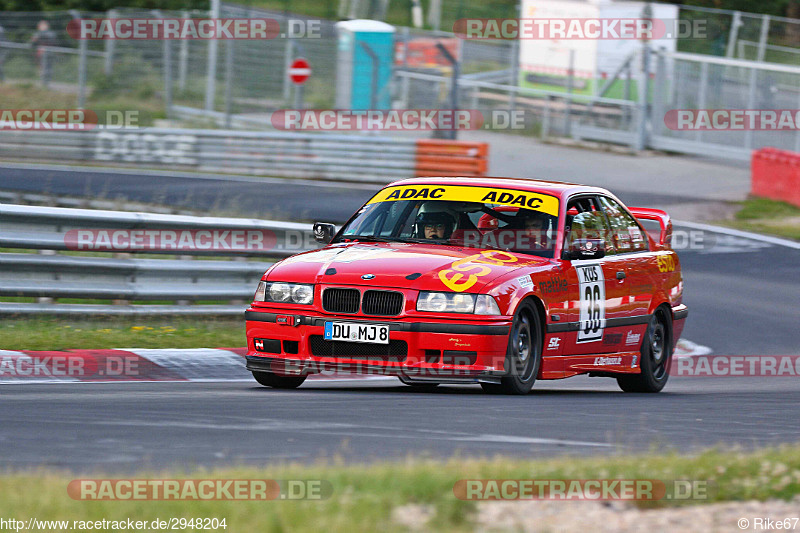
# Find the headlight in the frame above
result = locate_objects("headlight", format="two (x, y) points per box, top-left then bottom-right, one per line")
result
(254, 281), (267, 302)
(474, 294), (501, 315)
(254, 281), (315, 305)
(417, 292), (501, 315)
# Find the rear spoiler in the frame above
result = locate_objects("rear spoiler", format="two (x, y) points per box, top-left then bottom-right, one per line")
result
(628, 207), (672, 248)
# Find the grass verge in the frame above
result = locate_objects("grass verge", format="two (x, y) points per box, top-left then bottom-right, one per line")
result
(1, 446), (800, 531)
(721, 197), (800, 241)
(0, 317), (245, 351)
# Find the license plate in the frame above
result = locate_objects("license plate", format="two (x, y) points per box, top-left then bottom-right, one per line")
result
(324, 322), (389, 344)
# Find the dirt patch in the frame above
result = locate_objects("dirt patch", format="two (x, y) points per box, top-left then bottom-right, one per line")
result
(473, 497), (800, 532)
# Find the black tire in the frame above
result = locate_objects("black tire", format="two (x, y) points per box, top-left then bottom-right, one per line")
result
(481, 302), (542, 395)
(617, 308), (672, 393)
(252, 371), (306, 389)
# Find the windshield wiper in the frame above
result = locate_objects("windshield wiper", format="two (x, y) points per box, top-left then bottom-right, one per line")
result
(338, 235), (395, 244)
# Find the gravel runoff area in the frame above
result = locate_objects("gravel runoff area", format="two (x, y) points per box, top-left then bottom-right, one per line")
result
(395, 498), (800, 532)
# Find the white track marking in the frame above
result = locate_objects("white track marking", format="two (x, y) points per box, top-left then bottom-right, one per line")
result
(674, 339), (713, 358)
(674, 220), (800, 250)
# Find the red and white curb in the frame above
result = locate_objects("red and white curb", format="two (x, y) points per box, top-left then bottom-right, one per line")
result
(0, 348), (387, 384)
(1, 340), (711, 383)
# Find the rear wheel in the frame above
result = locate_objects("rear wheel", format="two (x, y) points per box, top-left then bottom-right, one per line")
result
(252, 371), (306, 389)
(617, 308), (672, 393)
(481, 302), (542, 395)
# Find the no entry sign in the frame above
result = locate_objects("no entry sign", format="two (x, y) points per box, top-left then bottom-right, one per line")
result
(289, 58), (311, 85)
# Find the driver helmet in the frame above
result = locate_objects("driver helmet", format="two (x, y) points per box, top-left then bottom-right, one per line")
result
(414, 202), (458, 239)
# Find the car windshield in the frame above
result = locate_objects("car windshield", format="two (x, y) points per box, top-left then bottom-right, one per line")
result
(335, 184), (560, 258)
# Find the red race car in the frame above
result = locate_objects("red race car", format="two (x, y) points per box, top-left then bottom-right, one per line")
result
(245, 177), (687, 394)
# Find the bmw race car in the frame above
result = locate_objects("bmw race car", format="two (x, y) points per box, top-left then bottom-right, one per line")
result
(245, 177), (687, 394)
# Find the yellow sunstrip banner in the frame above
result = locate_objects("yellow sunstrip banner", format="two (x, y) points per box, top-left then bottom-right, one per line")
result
(366, 185), (559, 217)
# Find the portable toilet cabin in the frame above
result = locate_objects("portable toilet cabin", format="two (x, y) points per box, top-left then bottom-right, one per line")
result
(335, 20), (395, 110)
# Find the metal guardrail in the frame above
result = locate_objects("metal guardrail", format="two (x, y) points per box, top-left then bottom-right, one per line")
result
(0, 127), (418, 184)
(0, 203), (318, 315)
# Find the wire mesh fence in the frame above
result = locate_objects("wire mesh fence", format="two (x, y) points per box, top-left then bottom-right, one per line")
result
(0, 3), (798, 160)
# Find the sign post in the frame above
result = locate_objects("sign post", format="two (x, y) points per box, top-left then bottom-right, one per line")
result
(289, 58), (311, 110)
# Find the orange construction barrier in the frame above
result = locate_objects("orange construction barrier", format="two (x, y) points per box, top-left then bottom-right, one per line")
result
(415, 139), (488, 178)
(751, 148), (800, 208)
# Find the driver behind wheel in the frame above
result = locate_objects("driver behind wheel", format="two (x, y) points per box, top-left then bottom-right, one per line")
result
(414, 203), (457, 240)
(515, 209), (553, 248)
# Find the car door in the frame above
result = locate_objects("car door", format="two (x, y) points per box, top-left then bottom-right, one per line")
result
(597, 196), (655, 348)
(563, 195), (633, 355)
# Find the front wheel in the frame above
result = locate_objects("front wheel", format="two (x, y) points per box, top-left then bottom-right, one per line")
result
(252, 371), (306, 389)
(617, 308), (672, 393)
(481, 302), (542, 395)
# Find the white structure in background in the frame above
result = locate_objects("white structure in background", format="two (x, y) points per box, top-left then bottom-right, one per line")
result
(519, 0), (679, 94)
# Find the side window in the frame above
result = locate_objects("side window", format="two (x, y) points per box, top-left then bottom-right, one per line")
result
(565, 196), (615, 255)
(598, 196), (649, 253)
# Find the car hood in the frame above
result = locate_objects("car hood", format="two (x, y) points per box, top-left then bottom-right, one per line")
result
(266, 242), (549, 292)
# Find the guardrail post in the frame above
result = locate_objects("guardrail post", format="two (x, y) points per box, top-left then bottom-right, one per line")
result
(178, 11), (189, 91)
(71, 10), (88, 108)
(633, 3), (652, 152)
(224, 40), (235, 128)
(541, 95), (551, 140)
(436, 41), (459, 140)
(283, 33), (294, 103)
(204, 0), (220, 111)
(37, 250), (56, 305)
(163, 14), (174, 120)
(695, 60), (708, 144)
(508, 1), (521, 113)
(725, 11), (742, 58)
(104, 9), (116, 75)
(565, 49), (574, 136)
(651, 49), (665, 138)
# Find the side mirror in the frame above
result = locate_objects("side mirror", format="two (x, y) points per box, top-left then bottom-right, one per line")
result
(313, 222), (336, 244)
(563, 238), (606, 260)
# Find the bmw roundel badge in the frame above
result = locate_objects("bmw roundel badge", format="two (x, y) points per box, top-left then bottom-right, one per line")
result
(361, 274), (376, 280)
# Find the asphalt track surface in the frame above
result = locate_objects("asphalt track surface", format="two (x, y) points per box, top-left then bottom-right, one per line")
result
(0, 162), (706, 223)
(2, 376), (800, 473)
(1, 163), (799, 471)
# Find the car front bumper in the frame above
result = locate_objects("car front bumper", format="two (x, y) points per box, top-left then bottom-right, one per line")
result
(245, 308), (512, 378)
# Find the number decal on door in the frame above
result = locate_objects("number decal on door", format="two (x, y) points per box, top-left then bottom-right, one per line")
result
(576, 264), (606, 343)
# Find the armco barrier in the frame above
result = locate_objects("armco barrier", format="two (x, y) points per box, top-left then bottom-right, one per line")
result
(752, 148), (800, 208)
(415, 139), (488, 177)
(0, 203), (316, 316)
(0, 128), (489, 183)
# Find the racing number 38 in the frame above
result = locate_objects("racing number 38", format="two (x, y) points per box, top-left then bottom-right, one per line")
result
(576, 264), (606, 342)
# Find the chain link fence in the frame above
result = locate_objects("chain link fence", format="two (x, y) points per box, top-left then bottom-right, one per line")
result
(0, 3), (798, 159)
